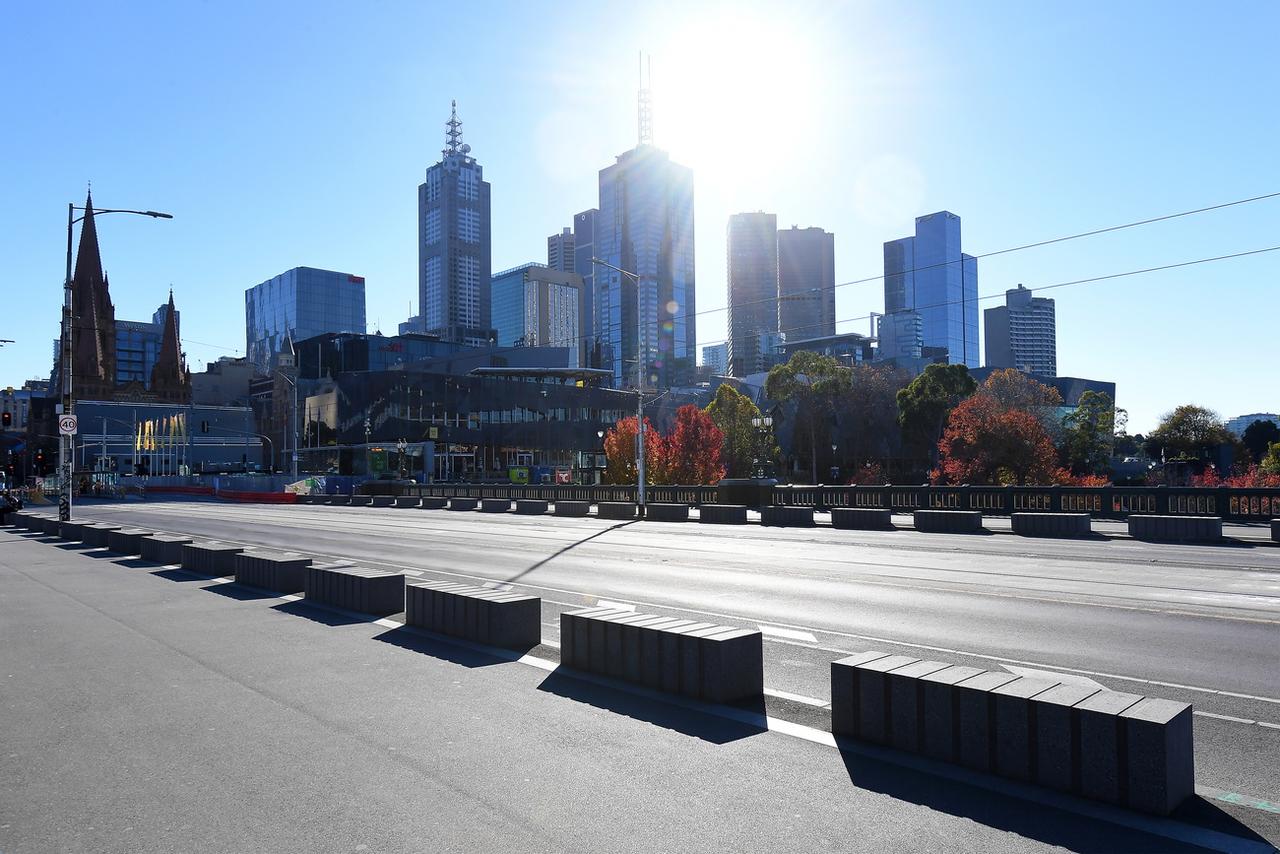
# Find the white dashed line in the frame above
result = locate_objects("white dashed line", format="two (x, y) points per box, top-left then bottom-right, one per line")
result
(758, 625), (818, 643)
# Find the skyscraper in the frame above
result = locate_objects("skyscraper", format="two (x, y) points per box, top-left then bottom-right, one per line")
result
(882, 211), (979, 367)
(572, 209), (598, 346)
(547, 228), (574, 273)
(701, 343), (726, 375)
(413, 101), (493, 346)
(984, 284), (1056, 376)
(491, 262), (584, 366)
(726, 212), (778, 377)
(778, 225), (835, 342)
(596, 146), (695, 389)
(245, 267), (366, 375)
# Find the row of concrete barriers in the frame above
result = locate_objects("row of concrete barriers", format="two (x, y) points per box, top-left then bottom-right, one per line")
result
(6, 509), (1199, 815)
(294, 496), (1272, 543)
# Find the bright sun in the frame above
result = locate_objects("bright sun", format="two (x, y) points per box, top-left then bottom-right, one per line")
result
(655, 13), (822, 197)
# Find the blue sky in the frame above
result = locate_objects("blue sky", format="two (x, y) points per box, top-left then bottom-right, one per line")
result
(2, 0), (1277, 432)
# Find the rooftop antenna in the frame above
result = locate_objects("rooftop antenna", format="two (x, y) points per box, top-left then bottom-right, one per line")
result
(445, 100), (463, 155)
(637, 52), (653, 146)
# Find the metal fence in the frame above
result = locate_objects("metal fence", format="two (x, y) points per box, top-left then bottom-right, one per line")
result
(410, 482), (1280, 522)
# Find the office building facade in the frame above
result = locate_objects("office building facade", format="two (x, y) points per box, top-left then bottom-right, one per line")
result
(984, 284), (1056, 376)
(778, 226), (836, 341)
(548, 228), (574, 273)
(883, 211), (978, 368)
(491, 263), (584, 366)
(596, 145), (696, 389)
(726, 212), (778, 377)
(245, 266), (366, 375)
(701, 343), (726, 376)
(415, 102), (492, 346)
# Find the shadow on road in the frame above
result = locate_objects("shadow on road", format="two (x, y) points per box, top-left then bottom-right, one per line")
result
(272, 599), (375, 626)
(536, 667), (769, 745)
(200, 580), (276, 599)
(371, 625), (525, 668)
(53, 542), (96, 551)
(111, 557), (156, 569)
(83, 550), (123, 559)
(506, 520), (639, 583)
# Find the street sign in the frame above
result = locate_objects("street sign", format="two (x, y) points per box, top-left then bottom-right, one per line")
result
(58, 414), (78, 436)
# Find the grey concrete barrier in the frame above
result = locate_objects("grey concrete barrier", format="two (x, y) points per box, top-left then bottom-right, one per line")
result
(235, 550), (311, 593)
(370, 495), (394, 508)
(349, 495), (373, 507)
(329, 495), (351, 506)
(448, 497), (478, 511)
(597, 501), (636, 520)
(81, 523), (123, 548)
(760, 505), (816, 528)
(8, 511), (32, 529)
(515, 499), (548, 515)
(311, 495), (332, 505)
(697, 504), (748, 525)
(394, 496), (421, 508)
(1273, 519), (1279, 542)
(420, 497), (448, 510)
(913, 509), (984, 533)
(59, 521), (89, 542)
(480, 498), (511, 513)
(106, 528), (153, 556)
(1128, 514), (1222, 543)
(181, 541), (245, 576)
(405, 579), (540, 649)
(294, 495), (314, 505)
(305, 564), (405, 616)
(140, 533), (193, 565)
(831, 507), (894, 530)
(830, 651), (1194, 815)
(1011, 512), (1092, 538)
(645, 502), (689, 522)
(40, 517), (63, 536)
(553, 500), (590, 517)
(561, 607), (763, 703)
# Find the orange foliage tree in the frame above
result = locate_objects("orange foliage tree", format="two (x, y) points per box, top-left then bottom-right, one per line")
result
(662, 404), (726, 484)
(602, 417), (666, 485)
(935, 393), (1060, 485)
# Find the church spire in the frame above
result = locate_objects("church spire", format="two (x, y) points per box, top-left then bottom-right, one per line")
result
(150, 288), (190, 403)
(71, 188), (117, 396)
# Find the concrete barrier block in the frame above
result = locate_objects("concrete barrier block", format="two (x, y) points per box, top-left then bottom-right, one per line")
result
(394, 495), (420, 508)
(234, 550), (311, 593)
(106, 528), (152, 556)
(637, 617), (694, 690)
(305, 564), (405, 616)
(645, 502), (689, 522)
(559, 606), (627, 670)
(515, 499), (548, 515)
(420, 497), (448, 509)
(407, 579), (540, 649)
(310, 495), (332, 505)
(831, 651), (893, 737)
(598, 501), (636, 520)
(919, 664), (986, 762)
(886, 660), (952, 752)
(1077, 690), (1144, 805)
(1121, 698), (1195, 815)
(992, 677), (1061, 781)
(955, 671), (1019, 771)
(1031, 683), (1101, 793)
(1011, 512), (1092, 538)
(913, 510), (984, 534)
(39, 517), (62, 536)
(1271, 519), (1279, 542)
(553, 500), (590, 517)
(697, 504), (748, 525)
(181, 541), (245, 576)
(760, 506), (815, 527)
(140, 533), (193, 564)
(370, 495), (394, 507)
(295, 495), (314, 505)
(329, 495), (351, 506)
(349, 495), (373, 507)
(1128, 514), (1222, 543)
(81, 523), (123, 548)
(855, 654), (920, 744)
(697, 627), (764, 703)
(448, 497), (478, 511)
(59, 521), (88, 542)
(480, 498), (511, 513)
(831, 508), (894, 530)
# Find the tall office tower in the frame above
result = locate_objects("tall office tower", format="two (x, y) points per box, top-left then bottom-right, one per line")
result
(777, 225), (835, 342)
(415, 101), (492, 346)
(882, 211), (979, 367)
(245, 267), (366, 375)
(571, 209), (598, 347)
(547, 228), (574, 272)
(596, 146), (695, 389)
(491, 263), (584, 366)
(984, 284), (1056, 376)
(726, 212), (779, 377)
(701, 343), (727, 375)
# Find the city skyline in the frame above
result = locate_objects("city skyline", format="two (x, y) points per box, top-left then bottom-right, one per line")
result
(3, 2), (1279, 431)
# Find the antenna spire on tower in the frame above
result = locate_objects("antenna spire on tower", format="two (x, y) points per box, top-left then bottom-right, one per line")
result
(445, 100), (463, 155)
(637, 52), (653, 146)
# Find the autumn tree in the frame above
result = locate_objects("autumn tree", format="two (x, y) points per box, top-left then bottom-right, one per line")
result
(896, 363), (977, 463)
(602, 417), (666, 485)
(1143, 405), (1233, 461)
(936, 394), (1060, 485)
(764, 351), (850, 483)
(704, 383), (777, 478)
(662, 405), (726, 484)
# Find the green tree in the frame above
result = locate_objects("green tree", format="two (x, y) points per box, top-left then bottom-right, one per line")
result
(1143, 405), (1233, 461)
(764, 351), (850, 483)
(1261, 441), (1280, 475)
(704, 384), (777, 478)
(1061, 390), (1117, 475)
(896, 363), (977, 463)
(835, 364), (910, 470)
(1241, 419), (1280, 463)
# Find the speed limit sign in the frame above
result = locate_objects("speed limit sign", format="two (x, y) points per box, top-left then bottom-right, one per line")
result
(58, 414), (78, 436)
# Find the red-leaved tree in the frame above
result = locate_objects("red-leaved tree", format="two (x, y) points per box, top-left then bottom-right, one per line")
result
(661, 404), (726, 484)
(602, 417), (667, 485)
(935, 394), (1060, 485)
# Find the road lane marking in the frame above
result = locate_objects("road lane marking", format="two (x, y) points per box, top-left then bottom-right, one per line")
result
(763, 687), (829, 708)
(1195, 711), (1256, 725)
(595, 600), (634, 612)
(758, 625), (818, 643)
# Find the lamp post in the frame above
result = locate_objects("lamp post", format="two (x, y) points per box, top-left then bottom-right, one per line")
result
(596, 429), (605, 486)
(274, 369), (298, 480)
(363, 417), (372, 476)
(396, 438), (407, 479)
(590, 258), (646, 517)
(60, 201), (172, 521)
(751, 415), (773, 478)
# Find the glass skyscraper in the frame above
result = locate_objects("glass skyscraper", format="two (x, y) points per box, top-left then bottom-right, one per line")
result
(778, 226), (836, 342)
(491, 263), (583, 367)
(596, 146), (695, 389)
(245, 267), (366, 375)
(882, 211), (978, 368)
(726, 212), (778, 377)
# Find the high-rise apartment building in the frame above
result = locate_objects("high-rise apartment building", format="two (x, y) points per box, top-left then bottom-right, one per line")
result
(984, 284), (1056, 376)
(726, 212), (778, 377)
(547, 228), (574, 273)
(882, 211), (978, 368)
(596, 145), (695, 389)
(778, 225), (835, 342)
(701, 343), (726, 376)
(413, 102), (492, 346)
(245, 267), (366, 375)
(491, 263), (584, 366)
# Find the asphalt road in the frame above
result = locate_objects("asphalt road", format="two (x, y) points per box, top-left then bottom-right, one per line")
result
(3, 501), (1278, 851)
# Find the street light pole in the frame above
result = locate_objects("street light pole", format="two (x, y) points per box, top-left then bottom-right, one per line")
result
(591, 258), (646, 517)
(60, 202), (172, 521)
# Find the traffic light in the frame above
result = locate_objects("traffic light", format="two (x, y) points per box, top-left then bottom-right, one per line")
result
(1, 411), (11, 427)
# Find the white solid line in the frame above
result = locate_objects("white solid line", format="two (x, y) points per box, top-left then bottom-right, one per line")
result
(758, 625), (818, 643)
(596, 600), (635, 612)
(763, 687), (829, 708)
(1257, 721), (1280, 730)
(1194, 711), (1256, 725)
(401, 569), (424, 576)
